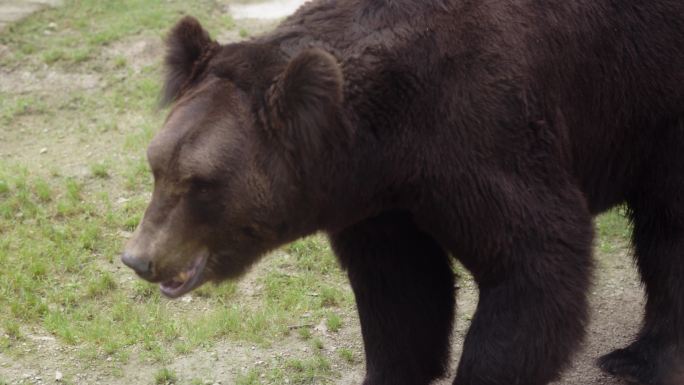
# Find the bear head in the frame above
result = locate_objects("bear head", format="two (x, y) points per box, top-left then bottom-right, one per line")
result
(121, 16), (350, 298)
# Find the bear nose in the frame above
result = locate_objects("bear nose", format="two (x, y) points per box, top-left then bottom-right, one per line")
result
(121, 252), (153, 279)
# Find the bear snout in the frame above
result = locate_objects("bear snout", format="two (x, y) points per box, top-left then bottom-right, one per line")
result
(121, 251), (154, 279)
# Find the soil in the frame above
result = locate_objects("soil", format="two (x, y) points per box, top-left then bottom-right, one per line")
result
(0, 2), (644, 384)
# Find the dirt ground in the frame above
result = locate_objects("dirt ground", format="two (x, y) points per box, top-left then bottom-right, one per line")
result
(0, 3), (645, 385)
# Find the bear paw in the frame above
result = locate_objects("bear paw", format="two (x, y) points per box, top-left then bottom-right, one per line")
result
(599, 344), (684, 385)
(598, 347), (655, 384)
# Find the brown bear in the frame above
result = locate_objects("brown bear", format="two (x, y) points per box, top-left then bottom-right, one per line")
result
(121, 1), (684, 384)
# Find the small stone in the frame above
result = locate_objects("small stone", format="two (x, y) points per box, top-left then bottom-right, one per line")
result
(55, 371), (63, 381)
(40, 147), (47, 154)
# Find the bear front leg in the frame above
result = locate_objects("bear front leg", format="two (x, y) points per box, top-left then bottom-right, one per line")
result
(330, 211), (455, 385)
(599, 121), (684, 385)
(452, 184), (593, 385)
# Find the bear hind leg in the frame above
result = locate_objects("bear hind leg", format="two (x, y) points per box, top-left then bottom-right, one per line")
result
(599, 119), (684, 385)
(598, 200), (684, 385)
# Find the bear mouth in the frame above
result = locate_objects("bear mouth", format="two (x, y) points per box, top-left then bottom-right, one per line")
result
(159, 252), (208, 298)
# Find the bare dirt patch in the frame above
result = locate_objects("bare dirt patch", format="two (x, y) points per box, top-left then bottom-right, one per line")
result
(0, 69), (101, 94)
(105, 35), (163, 74)
(0, 1), (58, 30)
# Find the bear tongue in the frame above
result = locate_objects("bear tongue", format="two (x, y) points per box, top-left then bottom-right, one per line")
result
(159, 253), (208, 298)
(161, 278), (184, 290)
(161, 271), (190, 289)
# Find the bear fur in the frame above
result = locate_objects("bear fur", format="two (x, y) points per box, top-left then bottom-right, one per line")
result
(122, 1), (684, 384)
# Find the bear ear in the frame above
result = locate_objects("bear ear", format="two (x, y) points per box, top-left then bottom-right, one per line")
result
(264, 49), (347, 161)
(161, 16), (217, 106)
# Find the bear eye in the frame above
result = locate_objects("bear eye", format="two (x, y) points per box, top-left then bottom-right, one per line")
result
(190, 178), (218, 196)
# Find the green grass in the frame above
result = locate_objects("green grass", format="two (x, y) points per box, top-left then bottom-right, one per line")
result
(326, 313), (342, 333)
(298, 327), (312, 340)
(285, 354), (333, 384)
(338, 348), (355, 364)
(0, 0), (235, 70)
(237, 353), (337, 385)
(1, 320), (21, 340)
(154, 368), (178, 384)
(312, 338), (324, 351)
(0, 95), (48, 124)
(595, 207), (632, 254)
(236, 369), (261, 385)
(90, 162), (110, 179)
